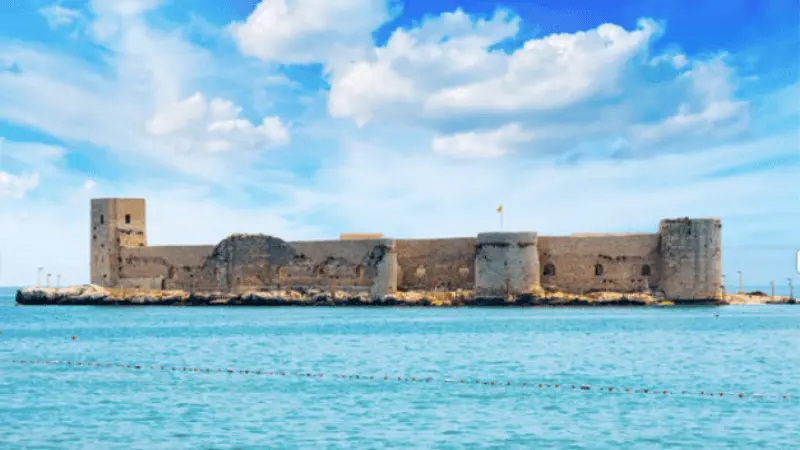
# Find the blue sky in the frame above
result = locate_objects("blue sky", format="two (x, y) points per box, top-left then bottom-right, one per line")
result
(0, 0), (797, 287)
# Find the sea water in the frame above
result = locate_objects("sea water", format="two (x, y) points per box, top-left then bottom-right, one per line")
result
(1, 287), (799, 449)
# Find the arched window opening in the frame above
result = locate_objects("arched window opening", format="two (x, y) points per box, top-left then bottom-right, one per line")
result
(543, 263), (556, 276)
(100, 215), (104, 224)
(125, 214), (131, 224)
(641, 265), (651, 276)
(594, 264), (604, 276)
(355, 265), (365, 279)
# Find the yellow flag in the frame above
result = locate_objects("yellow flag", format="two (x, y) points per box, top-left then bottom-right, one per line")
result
(497, 205), (503, 213)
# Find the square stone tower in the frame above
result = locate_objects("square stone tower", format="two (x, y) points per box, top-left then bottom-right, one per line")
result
(90, 198), (147, 287)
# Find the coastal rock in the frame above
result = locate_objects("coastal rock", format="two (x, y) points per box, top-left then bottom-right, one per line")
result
(16, 285), (110, 305)
(17, 285), (781, 307)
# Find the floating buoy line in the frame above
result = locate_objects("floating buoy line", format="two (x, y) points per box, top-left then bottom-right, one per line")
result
(9, 359), (795, 402)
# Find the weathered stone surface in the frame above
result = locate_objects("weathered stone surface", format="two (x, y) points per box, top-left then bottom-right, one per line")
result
(475, 232), (542, 297)
(87, 198), (725, 302)
(15, 286), (733, 307)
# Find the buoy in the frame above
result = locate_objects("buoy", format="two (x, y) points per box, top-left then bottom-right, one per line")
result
(71, 336), (77, 340)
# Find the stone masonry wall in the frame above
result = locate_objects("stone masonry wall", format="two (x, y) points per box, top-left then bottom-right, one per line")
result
(91, 198), (146, 286)
(94, 199), (721, 301)
(658, 218), (722, 300)
(120, 245), (215, 291)
(537, 234), (661, 294)
(474, 232), (541, 297)
(117, 235), (397, 297)
(394, 238), (476, 291)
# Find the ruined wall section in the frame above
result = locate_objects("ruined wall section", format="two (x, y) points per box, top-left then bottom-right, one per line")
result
(288, 238), (397, 296)
(538, 234), (660, 294)
(188, 235), (397, 297)
(474, 232), (541, 297)
(658, 218), (722, 300)
(90, 198), (147, 287)
(119, 245), (215, 290)
(394, 238), (476, 291)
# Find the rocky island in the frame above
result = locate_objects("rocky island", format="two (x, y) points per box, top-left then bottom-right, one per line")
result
(15, 285), (795, 307)
(22, 198), (790, 308)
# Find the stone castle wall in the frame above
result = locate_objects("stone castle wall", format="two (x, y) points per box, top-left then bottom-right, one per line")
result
(538, 234), (662, 294)
(394, 238), (477, 291)
(90, 198), (722, 300)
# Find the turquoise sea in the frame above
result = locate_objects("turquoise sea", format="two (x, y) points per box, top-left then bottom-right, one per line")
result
(1, 287), (799, 449)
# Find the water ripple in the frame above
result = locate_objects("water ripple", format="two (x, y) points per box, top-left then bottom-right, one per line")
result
(1, 295), (799, 448)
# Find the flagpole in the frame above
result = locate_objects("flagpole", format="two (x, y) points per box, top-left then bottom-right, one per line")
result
(497, 205), (503, 230)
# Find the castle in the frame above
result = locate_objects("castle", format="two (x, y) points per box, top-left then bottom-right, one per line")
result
(90, 198), (723, 301)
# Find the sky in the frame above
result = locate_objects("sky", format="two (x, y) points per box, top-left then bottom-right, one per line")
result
(0, 0), (797, 287)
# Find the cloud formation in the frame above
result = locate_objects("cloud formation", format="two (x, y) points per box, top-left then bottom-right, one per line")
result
(38, 4), (82, 29)
(0, 0), (795, 288)
(145, 92), (290, 154)
(230, 0), (393, 64)
(0, 171), (39, 199)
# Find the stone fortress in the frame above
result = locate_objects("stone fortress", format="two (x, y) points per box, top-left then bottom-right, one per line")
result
(91, 198), (723, 302)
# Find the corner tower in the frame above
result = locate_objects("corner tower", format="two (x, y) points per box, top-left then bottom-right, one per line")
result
(474, 232), (542, 297)
(658, 218), (722, 300)
(90, 198), (147, 287)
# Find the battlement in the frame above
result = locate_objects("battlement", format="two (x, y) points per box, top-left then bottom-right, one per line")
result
(90, 198), (723, 301)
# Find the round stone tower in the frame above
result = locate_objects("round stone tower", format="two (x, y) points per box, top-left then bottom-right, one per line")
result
(474, 232), (542, 297)
(658, 218), (722, 300)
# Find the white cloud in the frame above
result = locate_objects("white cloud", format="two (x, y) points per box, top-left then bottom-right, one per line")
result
(631, 55), (749, 148)
(0, 0), (292, 183)
(145, 92), (290, 154)
(0, 171), (39, 199)
(431, 123), (533, 157)
(324, 10), (748, 159)
(38, 4), (82, 29)
(229, 0), (393, 64)
(328, 14), (660, 120)
(82, 179), (97, 191)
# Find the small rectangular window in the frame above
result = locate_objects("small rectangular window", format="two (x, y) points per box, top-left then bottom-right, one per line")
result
(100, 215), (104, 224)
(125, 214), (131, 224)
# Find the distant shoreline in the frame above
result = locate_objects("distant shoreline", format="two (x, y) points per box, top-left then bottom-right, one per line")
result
(13, 285), (796, 307)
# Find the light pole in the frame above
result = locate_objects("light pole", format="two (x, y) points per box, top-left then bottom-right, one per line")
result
(37, 267), (43, 288)
(46, 273), (51, 288)
(737, 270), (743, 294)
(722, 274), (727, 295)
(57, 274), (61, 288)
(789, 278), (794, 300)
(771, 281), (775, 299)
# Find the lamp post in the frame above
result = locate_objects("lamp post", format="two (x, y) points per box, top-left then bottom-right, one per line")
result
(737, 270), (743, 294)
(789, 278), (794, 300)
(722, 274), (727, 295)
(37, 267), (43, 288)
(46, 273), (51, 288)
(57, 274), (61, 289)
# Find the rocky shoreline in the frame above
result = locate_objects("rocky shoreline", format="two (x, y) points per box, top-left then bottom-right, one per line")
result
(17, 284), (787, 307)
